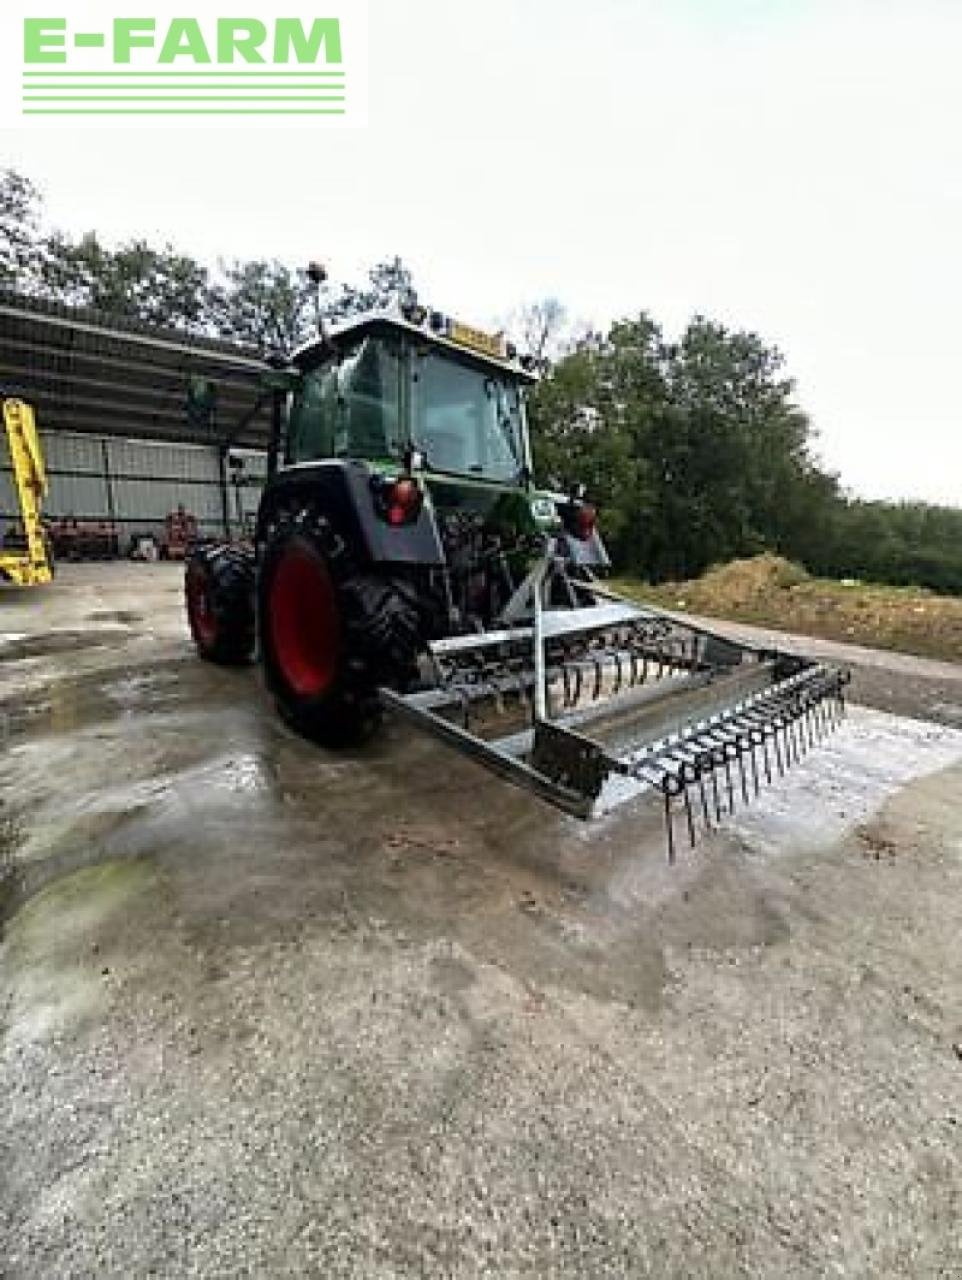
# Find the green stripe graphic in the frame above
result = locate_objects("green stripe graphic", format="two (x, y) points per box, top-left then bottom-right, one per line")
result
(23, 70), (345, 77)
(21, 66), (350, 116)
(24, 95), (345, 102)
(23, 108), (346, 115)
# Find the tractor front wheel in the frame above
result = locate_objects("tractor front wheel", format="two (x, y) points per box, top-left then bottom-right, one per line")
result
(259, 517), (420, 746)
(185, 544), (255, 664)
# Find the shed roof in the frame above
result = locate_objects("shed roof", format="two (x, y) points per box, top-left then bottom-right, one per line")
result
(0, 291), (274, 448)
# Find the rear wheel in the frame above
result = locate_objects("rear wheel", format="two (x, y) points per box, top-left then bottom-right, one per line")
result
(259, 513), (420, 746)
(185, 544), (255, 664)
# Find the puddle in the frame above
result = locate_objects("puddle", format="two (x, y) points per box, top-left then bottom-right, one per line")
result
(930, 701), (962, 725)
(0, 630), (130, 661)
(86, 610), (144, 626)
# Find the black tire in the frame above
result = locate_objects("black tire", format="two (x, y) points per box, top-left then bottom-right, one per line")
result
(258, 509), (421, 746)
(185, 544), (255, 665)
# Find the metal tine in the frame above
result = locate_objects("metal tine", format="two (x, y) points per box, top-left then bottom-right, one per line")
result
(810, 694), (824, 740)
(653, 760), (698, 850)
(764, 717), (785, 777)
(737, 693), (794, 769)
(781, 711), (796, 769)
(736, 730), (761, 798)
(812, 686), (832, 735)
(663, 785), (676, 864)
(561, 663), (573, 710)
(777, 701), (796, 764)
(793, 699), (809, 756)
(592, 654), (604, 701)
(700, 749), (723, 824)
(806, 698), (819, 748)
(750, 725), (772, 785)
(696, 734), (735, 814)
(683, 734), (723, 823)
(781, 709), (798, 767)
(755, 712), (785, 776)
(732, 695), (795, 776)
(571, 663), (583, 708)
(727, 739), (750, 806)
(694, 724), (744, 811)
(799, 698), (813, 751)
(628, 647), (640, 688)
(635, 762), (680, 864)
(612, 650), (624, 697)
(821, 690), (835, 734)
(663, 746), (711, 838)
(733, 714), (771, 785)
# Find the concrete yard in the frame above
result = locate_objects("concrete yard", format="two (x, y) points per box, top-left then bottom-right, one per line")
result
(2, 564), (962, 1277)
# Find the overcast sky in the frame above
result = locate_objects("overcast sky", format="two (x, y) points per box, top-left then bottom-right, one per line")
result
(1, 0), (959, 506)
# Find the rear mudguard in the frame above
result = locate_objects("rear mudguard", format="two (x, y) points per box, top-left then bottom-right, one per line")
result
(257, 460), (445, 568)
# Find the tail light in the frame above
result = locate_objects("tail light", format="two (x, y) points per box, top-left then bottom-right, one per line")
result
(576, 503), (597, 538)
(374, 475), (423, 527)
(562, 499), (598, 541)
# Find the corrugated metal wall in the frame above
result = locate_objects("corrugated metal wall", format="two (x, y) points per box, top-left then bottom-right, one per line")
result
(1, 429), (266, 545)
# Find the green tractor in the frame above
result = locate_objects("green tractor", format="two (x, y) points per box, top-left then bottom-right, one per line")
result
(185, 302), (848, 858)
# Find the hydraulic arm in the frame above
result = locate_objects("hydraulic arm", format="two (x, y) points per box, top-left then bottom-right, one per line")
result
(1, 398), (53, 586)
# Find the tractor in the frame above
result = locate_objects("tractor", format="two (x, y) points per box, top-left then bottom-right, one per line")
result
(184, 302), (848, 857)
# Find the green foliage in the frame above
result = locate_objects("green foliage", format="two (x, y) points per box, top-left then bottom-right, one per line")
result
(530, 314), (962, 596)
(0, 170), (416, 351)
(208, 258), (314, 352)
(39, 230), (213, 331)
(0, 168), (42, 289)
(204, 255), (416, 351)
(326, 255), (415, 320)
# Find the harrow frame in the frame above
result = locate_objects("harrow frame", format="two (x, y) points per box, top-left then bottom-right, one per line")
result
(381, 541), (850, 858)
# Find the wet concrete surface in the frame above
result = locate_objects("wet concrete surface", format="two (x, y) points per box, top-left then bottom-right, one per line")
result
(1, 564), (962, 1276)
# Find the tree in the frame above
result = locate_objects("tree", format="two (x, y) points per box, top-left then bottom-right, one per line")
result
(528, 311), (843, 582)
(39, 231), (212, 331)
(0, 169), (43, 290)
(208, 258), (315, 352)
(209, 254), (419, 353)
(511, 297), (568, 362)
(324, 255), (416, 321)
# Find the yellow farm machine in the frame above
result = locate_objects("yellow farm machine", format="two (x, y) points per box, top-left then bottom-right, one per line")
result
(1, 398), (53, 587)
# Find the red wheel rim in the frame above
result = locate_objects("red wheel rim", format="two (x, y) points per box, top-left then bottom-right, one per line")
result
(269, 546), (339, 697)
(186, 565), (217, 648)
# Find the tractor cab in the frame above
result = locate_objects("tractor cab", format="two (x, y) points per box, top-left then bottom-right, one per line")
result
(286, 311), (537, 494)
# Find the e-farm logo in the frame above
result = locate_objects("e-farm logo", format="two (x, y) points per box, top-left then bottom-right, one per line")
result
(2, 2), (367, 127)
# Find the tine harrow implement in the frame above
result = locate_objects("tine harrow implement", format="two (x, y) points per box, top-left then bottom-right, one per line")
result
(381, 543), (850, 860)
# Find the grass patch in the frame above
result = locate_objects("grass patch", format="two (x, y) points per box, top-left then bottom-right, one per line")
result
(615, 554), (962, 664)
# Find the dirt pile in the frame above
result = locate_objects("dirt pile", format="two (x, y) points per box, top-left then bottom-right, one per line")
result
(664, 555), (810, 613)
(625, 556), (962, 664)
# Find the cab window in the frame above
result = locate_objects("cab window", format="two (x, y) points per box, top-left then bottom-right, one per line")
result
(288, 336), (403, 463)
(413, 352), (523, 483)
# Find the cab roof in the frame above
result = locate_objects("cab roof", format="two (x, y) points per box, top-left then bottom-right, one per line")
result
(291, 310), (539, 384)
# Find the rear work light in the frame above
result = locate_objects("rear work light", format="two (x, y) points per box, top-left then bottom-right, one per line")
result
(373, 475), (423, 527)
